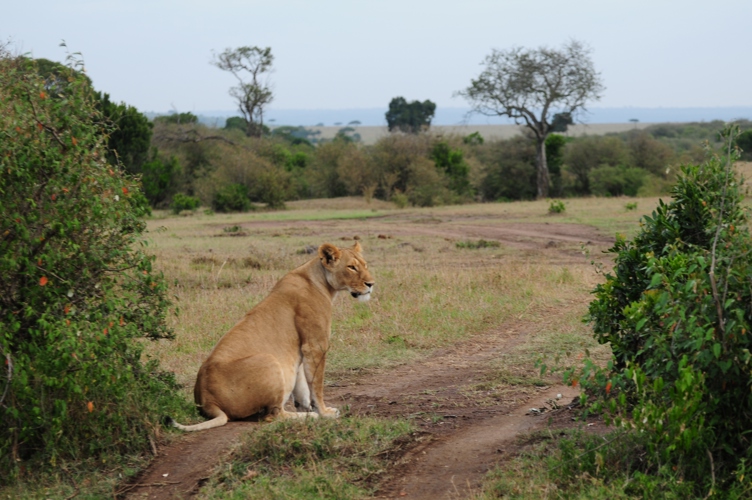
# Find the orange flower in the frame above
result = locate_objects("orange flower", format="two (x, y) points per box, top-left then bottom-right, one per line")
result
(119, 317), (125, 326)
(103, 327), (108, 335)
(40, 91), (47, 99)
(51, 193), (56, 201)
(39, 276), (48, 286)
(62, 187), (69, 193)
(605, 381), (612, 394)
(64, 304), (70, 314)
(36, 122), (43, 131)
(71, 136), (77, 146)
(87, 401), (94, 413)
(571, 379), (579, 388)
(122, 187), (129, 195)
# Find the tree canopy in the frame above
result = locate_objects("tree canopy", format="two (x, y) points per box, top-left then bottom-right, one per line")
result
(385, 97), (436, 134)
(457, 40), (604, 198)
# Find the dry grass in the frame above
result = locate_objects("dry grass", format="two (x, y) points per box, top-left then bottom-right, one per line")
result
(141, 196), (645, 399)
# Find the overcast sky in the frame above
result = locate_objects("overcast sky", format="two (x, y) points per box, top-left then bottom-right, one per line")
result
(3, 0), (750, 116)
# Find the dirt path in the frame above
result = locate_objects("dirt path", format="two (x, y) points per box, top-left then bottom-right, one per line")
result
(123, 216), (611, 499)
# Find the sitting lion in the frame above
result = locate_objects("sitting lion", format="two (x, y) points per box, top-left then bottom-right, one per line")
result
(170, 242), (374, 431)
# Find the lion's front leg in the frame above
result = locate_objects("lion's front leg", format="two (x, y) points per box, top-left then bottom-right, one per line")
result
(292, 362), (313, 412)
(300, 343), (339, 418)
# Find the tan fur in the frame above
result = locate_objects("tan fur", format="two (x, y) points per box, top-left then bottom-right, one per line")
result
(170, 242), (374, 431)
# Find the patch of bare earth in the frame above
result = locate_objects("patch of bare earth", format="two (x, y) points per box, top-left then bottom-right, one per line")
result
(122, 216), (612, 499)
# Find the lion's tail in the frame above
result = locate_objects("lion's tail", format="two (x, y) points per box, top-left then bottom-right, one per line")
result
(164, 411), (229, 432)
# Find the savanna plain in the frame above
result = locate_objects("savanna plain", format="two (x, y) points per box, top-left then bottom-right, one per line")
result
(127, 192), (664, 499)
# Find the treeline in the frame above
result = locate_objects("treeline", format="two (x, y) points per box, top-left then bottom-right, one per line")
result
(30, 57), (752, 212)
(137, 118), (752, 212)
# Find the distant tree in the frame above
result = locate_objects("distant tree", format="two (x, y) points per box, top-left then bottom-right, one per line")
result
(563, 135), (628, 195)
(385, 97), (437, 134)
(457, 40), (605, 199)
(550, 112), (573, 133)
(212, 46), (274, 138)
(348, 120), (361, 126)
(735, 129), (752, 160)
(95, 92), (153, 176)
(154, 112), (198, 125)
(224, 116), (247, 132)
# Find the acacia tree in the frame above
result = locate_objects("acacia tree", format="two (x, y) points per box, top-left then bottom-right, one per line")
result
(212, 46), (274, 138)
(457, 40), (604, 198)
(385, 97), (436, 134)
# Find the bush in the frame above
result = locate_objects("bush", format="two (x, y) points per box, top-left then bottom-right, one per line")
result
(0, 52), (188, 480)
(588, 165), (647, 197)
(170, 193), (201, 213)
(212, 183), (252, 212)
(586, 128), (752, 493)
(548, 199), (566, 214)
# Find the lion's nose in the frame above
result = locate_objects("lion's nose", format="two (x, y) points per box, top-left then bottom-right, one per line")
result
(365, 282), (375, 288)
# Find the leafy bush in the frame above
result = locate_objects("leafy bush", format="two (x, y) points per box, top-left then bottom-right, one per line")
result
(625, 202), (638, 211)
(212, 183), (252, 212)
(455, 239), (500, 249)
(586, 128), (752, 493)
(588, 165), (647, 197)
(548, 199), (566, 214)
(736, 129), (752, 161)
(170, 193), (201, 213)
(0, 52), (188, 480)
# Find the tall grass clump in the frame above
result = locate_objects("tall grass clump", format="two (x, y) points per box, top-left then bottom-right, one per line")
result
(0, 50), (190, 482)
(580, 126), (752, 496)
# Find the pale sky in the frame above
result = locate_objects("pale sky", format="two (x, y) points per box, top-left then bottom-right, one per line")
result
(3, 0), (750, 116)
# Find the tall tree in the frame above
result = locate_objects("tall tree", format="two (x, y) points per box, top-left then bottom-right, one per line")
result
(385, 97), (436, 134)
(457, 40), (604, 198)
(212, 46), (274, 138)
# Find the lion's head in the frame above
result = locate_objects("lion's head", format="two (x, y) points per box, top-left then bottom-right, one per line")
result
(319, 242), (375, 302)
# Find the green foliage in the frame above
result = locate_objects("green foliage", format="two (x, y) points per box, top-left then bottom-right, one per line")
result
(154, 112), (198, 125)
(224, 116), (246, 132)
(736, 129), (752, 160)
(563, 135), (629, 195)
(477, 136), (537, 201)
(0, 53), (188, 480)
(463, 131), (484, 145)
(545, 133), (569, 196)
(385, 97), (436, 134)
(212, 183), (252, 212)
(625, 201), (638, 211)
(431, 141), (472, 196)
(548, 199), (566, 214)
(588, 165), (647, 197)
(550, 112), (573, 133)
(95, 92), (153, 176)
(140, 152), (180, 207)
(586, 129), (752, 493)
(455, 239), (501, 249)
(170, 193), (201, 213)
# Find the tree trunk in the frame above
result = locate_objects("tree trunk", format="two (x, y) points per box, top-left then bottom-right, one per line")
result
(535, 136), (550, 199)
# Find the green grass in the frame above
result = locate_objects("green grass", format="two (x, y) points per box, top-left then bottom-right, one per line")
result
(197, 417), (415, 499)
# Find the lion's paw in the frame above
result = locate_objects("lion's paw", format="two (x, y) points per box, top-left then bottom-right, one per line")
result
(319, 406), (340, 418)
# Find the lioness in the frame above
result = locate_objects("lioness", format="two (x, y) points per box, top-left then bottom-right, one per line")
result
(170, 242), (374, 431)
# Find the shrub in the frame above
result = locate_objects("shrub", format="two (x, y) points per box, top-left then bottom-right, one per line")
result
(548, 199), (566, 214)
(456, 239), (501, 249)
(212, 183), (252, 212)
(588, 165), (647, 197)
(586, 128), (752, 493)
(170, 192), (201, 213)
(0, 52), (188, 480)
(625, 202), (638, 211)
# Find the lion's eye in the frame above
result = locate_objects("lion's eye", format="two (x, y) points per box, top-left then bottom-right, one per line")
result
(348, 265), (357, 272)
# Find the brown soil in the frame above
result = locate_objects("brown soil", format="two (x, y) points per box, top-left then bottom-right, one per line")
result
(123, 216), (612, 500)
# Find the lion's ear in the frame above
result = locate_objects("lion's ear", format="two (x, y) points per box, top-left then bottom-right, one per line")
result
(352, 241), (362, 254)
(318, 243), (341, 267)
